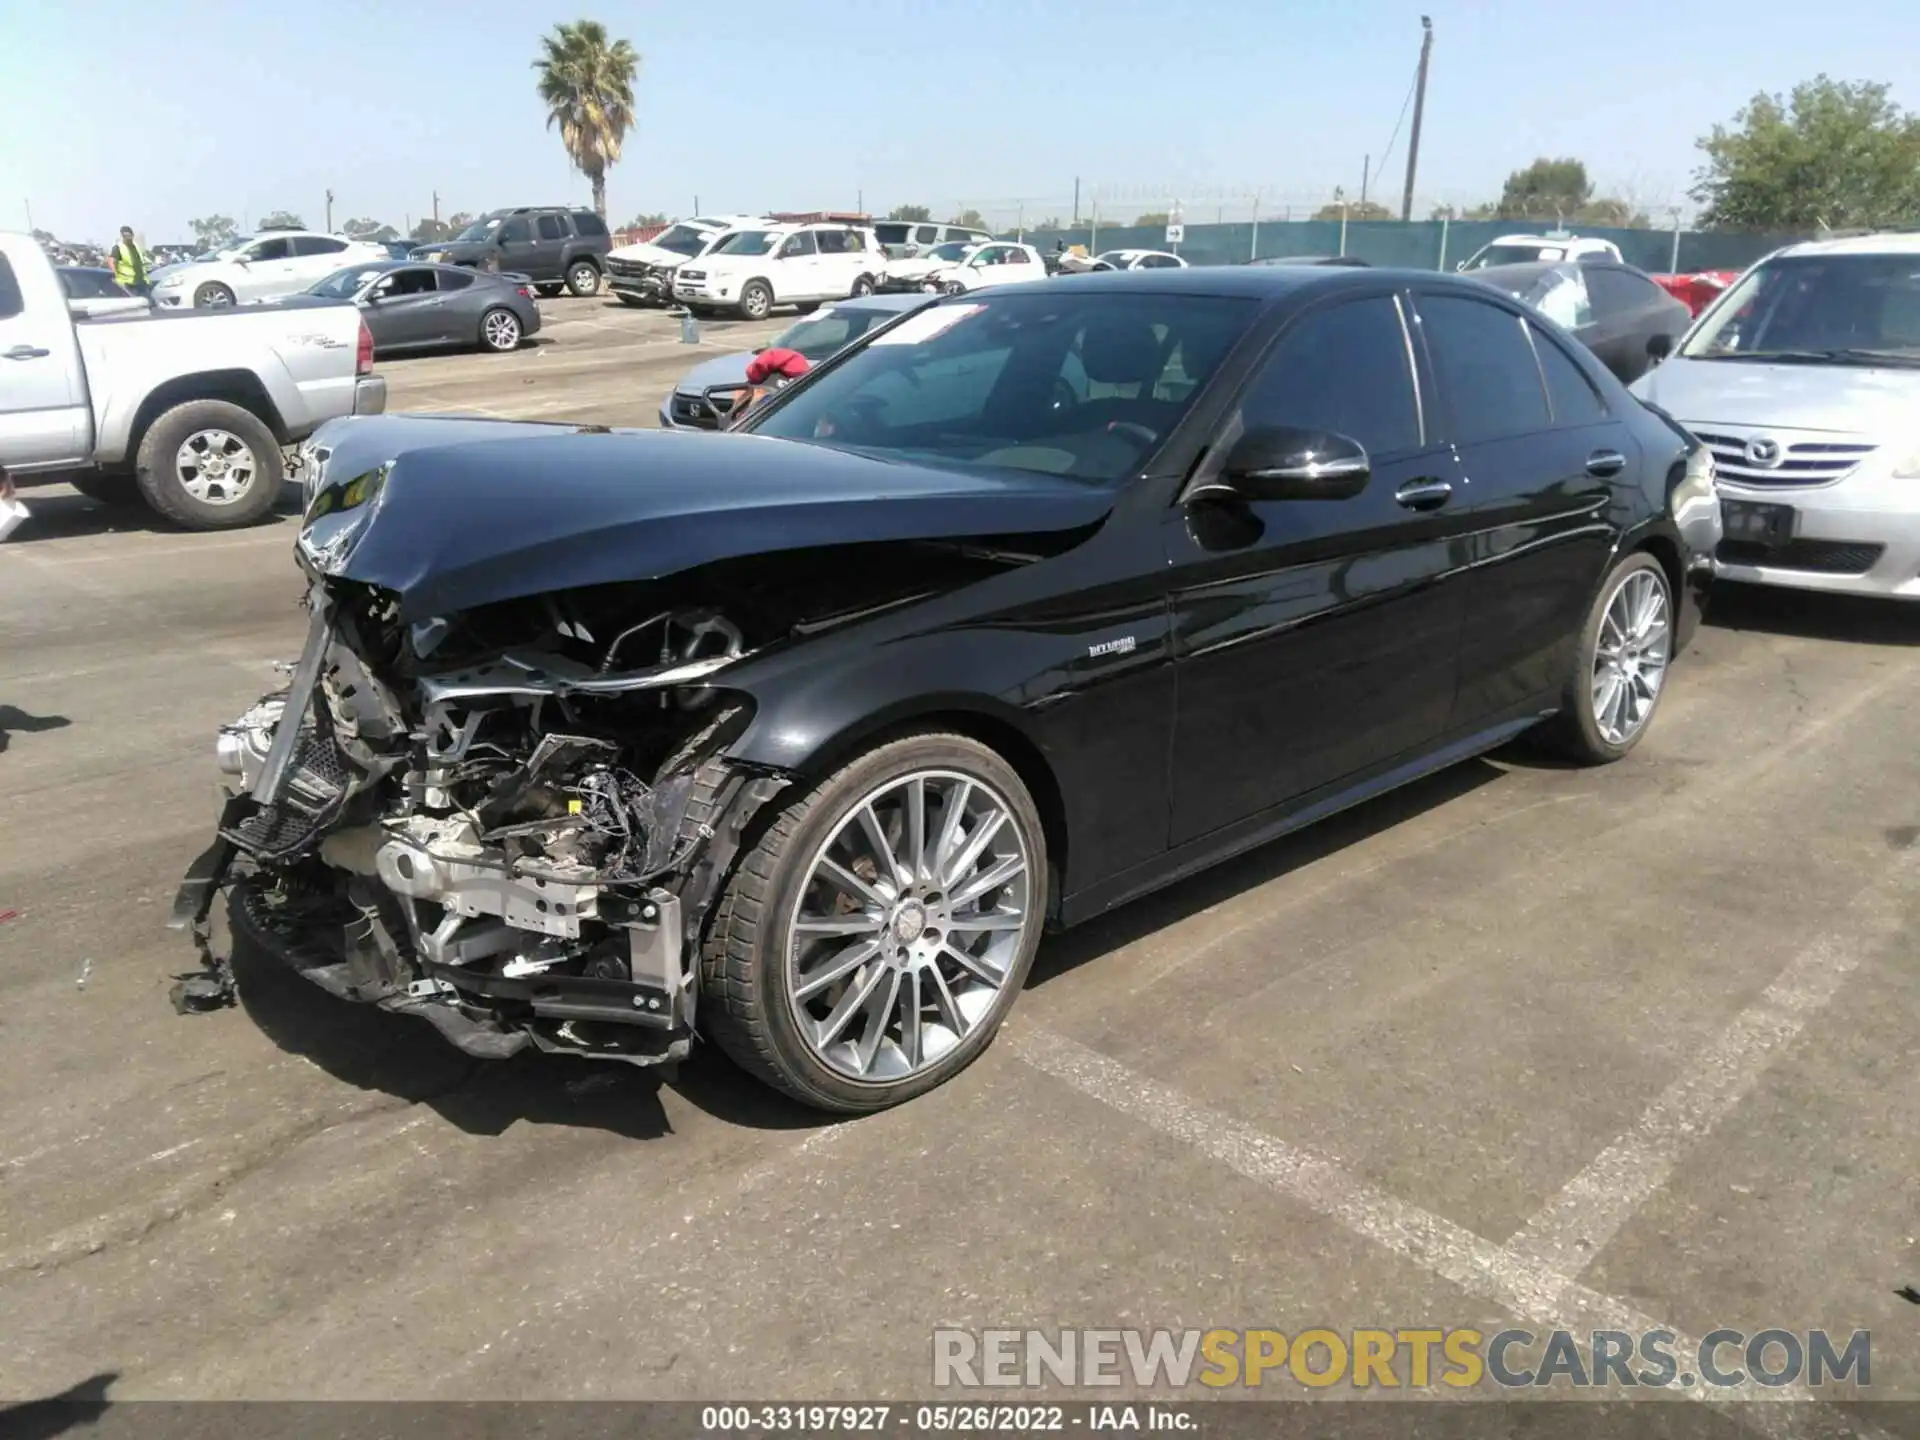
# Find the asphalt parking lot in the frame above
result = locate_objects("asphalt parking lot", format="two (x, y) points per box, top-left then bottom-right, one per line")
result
(3, 290), (1920, 1419)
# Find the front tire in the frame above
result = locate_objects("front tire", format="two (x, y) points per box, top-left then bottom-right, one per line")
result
(133, 400), (284, 530)
(566, 261), (601, 296)
(850, 274), (876, 297)
(700, 732), (1048, 1113)
(1540, 551), (1674, 764)
(738, 280), (773, 321)
(193, 282), (235, 308)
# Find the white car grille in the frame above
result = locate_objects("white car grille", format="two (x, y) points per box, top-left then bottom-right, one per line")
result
(1690, 427), (1877, 488)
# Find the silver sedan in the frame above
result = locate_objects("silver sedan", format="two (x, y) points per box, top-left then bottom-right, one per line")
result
(280, 260), (543, 355)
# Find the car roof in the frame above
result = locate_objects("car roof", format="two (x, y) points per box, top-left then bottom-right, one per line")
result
(1041, 265), (1470, 300)
(1775, 231), (1920, 258)
(1245, 255), (1369, 267)
(1468, 260), (1582, 284)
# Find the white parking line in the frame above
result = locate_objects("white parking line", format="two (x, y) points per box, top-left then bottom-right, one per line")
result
(1504, 922), (1891, 1282)
(1013, 1018), (1888, 1434)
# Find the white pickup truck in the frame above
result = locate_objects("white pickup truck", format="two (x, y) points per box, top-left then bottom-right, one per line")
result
(0, 231), (386, 530)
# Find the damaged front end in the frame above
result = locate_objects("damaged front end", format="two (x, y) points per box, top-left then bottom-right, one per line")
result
(171, 580), (791, 1068)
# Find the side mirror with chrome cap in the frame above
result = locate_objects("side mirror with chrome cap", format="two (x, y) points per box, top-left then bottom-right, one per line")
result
(1203, 426), (1372, 502)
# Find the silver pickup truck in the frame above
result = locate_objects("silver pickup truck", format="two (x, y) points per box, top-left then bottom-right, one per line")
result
(0, 231), (386, 530)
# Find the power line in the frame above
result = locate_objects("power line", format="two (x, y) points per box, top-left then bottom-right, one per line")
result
(1374, 54), (1421, 184)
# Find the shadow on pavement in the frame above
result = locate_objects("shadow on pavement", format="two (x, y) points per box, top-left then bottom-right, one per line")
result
(225, 923), (828, 1143)
(1705, 580), (1920, 646)
(0, 1372), (117, 1440)
(0, 704), (73, 753)
(1029, 756), (1504, 989)
(3, 487), (301, 543)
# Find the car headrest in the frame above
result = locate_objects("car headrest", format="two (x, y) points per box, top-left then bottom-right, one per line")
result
(1079, 317), (1165, 385)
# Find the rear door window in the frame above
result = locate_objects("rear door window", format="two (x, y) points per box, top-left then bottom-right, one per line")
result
(1527, 322), (1608, 425)
(1417, 293), (1551, 443)
(537, 214), (567, 241)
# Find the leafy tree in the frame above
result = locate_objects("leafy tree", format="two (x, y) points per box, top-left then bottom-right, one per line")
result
(342, 217), (393, 240)
(887, 204), (932, 222)
(624, 211), (669, 229)
(1133, 211), (1171, 227)
(948, 209), (988, 230)
(190, 214), (239, 247)
(258, 210), (305, 230)
(533, 19), (639, 219)
(1030, 216), (1063, 231)
(446, 212), (474, 232)
(1692, 75), (1920, 230)
(1496, 157), (1593, 220)
(1314, 199), (1392, 221)
(409, 217), (448, 242)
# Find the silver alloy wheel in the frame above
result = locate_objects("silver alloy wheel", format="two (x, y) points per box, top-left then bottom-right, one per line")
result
(741, 285), (770, 320)
(174, 428), (258, 505)
(784, 769), (1035, 1083)
(196, 284), (234, 308)
(569, 263), (598, 293)
(1591, 567), (1671, 745)
(483, 311), (520, 349)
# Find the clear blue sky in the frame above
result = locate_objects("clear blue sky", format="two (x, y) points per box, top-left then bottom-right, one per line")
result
(3, 0), (1916, 243)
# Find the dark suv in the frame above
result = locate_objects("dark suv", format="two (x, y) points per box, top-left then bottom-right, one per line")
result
(411, 207), (612, 295)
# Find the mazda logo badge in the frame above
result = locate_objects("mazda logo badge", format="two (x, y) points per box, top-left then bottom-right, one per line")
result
(1745, 436), (1784, 469)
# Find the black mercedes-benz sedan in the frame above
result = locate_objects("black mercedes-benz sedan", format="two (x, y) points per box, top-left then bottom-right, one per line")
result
(173, 266), (1721, 1113)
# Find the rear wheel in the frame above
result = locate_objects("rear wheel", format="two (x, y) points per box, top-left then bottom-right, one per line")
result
(133, 400), (284, 530)
(1540, 552), (1674, 764)
(700, 732), (1047, 1113)
(566, 261), (601, 296)
(738, 280), (773, 321)
(193, 282), (235, 308)
(479, 308), (522, 352)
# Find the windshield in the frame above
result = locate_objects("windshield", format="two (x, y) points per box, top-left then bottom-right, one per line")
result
(1478, 266), (1592, 330)
(713, 230), (781, 256)
(1680, 252), (1920, 362)
(924, 242), (974, 263)
(308, 266), (388, 299)
(1466, 243), (1563, 270)
(1092, 252), (1133, 267)
(771, 306), (906, 362)
(454, 217), (502, 243)
(745, 290), (1257, 483)
(651, 223), (710, 257)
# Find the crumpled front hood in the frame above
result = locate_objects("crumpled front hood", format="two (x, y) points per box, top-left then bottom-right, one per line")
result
(298, 423), (1112, 621)
(1633, 356), (1920, 436)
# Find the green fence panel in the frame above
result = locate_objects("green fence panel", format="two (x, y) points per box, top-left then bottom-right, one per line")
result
(1017, 220), (1811, 275)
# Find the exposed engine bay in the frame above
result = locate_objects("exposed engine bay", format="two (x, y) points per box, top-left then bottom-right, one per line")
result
(171, 541), (1023, 1067)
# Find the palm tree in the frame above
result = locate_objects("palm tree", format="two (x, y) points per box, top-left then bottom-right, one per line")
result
(532, 20), (639, 219)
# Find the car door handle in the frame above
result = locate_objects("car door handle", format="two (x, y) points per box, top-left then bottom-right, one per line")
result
(4, 344), (51, 360)
(1586, 449), (1628, 477)
(1394, 478), (1453, 511)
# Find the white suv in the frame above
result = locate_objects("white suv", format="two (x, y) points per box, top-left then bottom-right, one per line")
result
(604, 213), (766, 307)
(673, 223), (883, 320)
(149, 230), (391, 308)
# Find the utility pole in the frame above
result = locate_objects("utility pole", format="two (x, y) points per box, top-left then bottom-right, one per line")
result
(1336, 187), (1349, 257)
(325, 189), (335, 231)
(1361, 155), (1371, 209)
(22, 199), (31, 232)
(432, 190), (440, 227)
(1399, 16), (1434, 223)
(1669, 206), (1684, 272)
(1072, 176), (1080, 227)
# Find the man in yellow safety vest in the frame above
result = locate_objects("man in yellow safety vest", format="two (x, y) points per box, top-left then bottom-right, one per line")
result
(109, 226), (153, 295)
